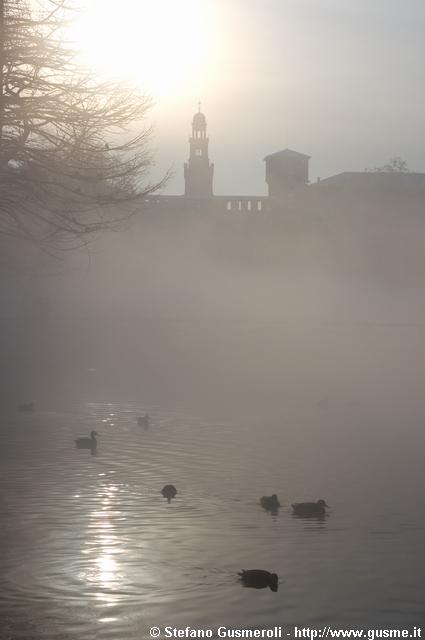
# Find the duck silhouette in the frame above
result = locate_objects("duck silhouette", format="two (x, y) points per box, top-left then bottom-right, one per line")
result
(161, 484), (177, 503)
(260, 494), (280, 512)
(137, 414), (150, 428)
(18, 402), (34, 412)
(291, 499), (329, 517)
(75, 430), (98, 454)
(238, 569), (278, 592)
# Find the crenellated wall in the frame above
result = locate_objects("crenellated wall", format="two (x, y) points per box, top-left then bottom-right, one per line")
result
(143, 195), (270, 214)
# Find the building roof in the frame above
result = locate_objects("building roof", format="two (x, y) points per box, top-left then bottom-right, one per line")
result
(314, 171), (425, 189)
(192, 111), (206, 128)
(264, 148), (311, 161)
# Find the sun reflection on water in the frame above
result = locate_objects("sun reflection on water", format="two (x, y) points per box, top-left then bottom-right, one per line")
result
(95, 554), (118, 587)
(79, 482), (126, 607)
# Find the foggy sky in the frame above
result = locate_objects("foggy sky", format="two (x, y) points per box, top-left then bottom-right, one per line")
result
(4, 0), (425, 413)
(151, 0), (425, 195)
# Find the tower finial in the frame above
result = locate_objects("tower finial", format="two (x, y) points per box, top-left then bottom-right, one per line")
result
(198, 99), (201, 113)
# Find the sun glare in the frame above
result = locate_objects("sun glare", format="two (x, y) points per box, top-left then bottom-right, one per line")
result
(72, 0), (216, 98)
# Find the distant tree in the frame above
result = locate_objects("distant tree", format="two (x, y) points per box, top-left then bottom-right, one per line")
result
(0, 0), (165, 254)
(366, 156), (409, 173)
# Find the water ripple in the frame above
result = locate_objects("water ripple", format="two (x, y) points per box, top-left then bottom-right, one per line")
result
(1, 403), (425, 638)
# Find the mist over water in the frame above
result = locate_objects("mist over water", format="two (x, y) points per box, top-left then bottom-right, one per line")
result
(2, 200), (425, 637)
(4, 201), (425, 417)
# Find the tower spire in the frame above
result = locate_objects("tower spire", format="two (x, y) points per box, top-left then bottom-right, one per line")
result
(184, 105), (214, 197)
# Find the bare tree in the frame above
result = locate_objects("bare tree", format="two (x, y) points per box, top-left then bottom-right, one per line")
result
(366, 156), (409, 173)
(0, 0), (164, 254)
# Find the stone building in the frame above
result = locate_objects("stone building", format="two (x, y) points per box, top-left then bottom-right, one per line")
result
(264, 149), (310, 197)
(145, 106), (425, 213)
(146, 105), (311, 213)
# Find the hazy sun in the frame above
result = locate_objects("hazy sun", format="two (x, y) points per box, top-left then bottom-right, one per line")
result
(72, 0), (216, 98)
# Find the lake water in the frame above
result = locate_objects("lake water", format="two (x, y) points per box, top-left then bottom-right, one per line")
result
(1, 401), (425, 639)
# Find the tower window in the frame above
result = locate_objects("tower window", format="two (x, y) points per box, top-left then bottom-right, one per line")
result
(195, 149), (202, 156)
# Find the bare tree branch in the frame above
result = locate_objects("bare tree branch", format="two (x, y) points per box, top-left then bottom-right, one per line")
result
(0, 0), (165, 254)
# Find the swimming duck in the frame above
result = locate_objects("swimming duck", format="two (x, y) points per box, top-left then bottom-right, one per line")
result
(291, 499), (329, 517)
(161, 484), (177, 503)
(19, 402), (34, 412)
(238, 569), (278, 592)
(75, 430), (98, 452)
(260, 494), (280, 511)
(137, 414), (150, 428)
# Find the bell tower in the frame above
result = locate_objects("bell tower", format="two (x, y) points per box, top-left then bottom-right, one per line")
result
(184, 103), (214, 196)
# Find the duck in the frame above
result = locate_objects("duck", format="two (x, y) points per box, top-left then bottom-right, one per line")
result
(161, 484), (177, 503)
(18, 402), (34, 412)
(137, 414), (150, 428)
(260, 494), (280, 512)
(291, 499), (329, 517)
(75, 430), (98, 452)
(238, 569), (278, 592)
